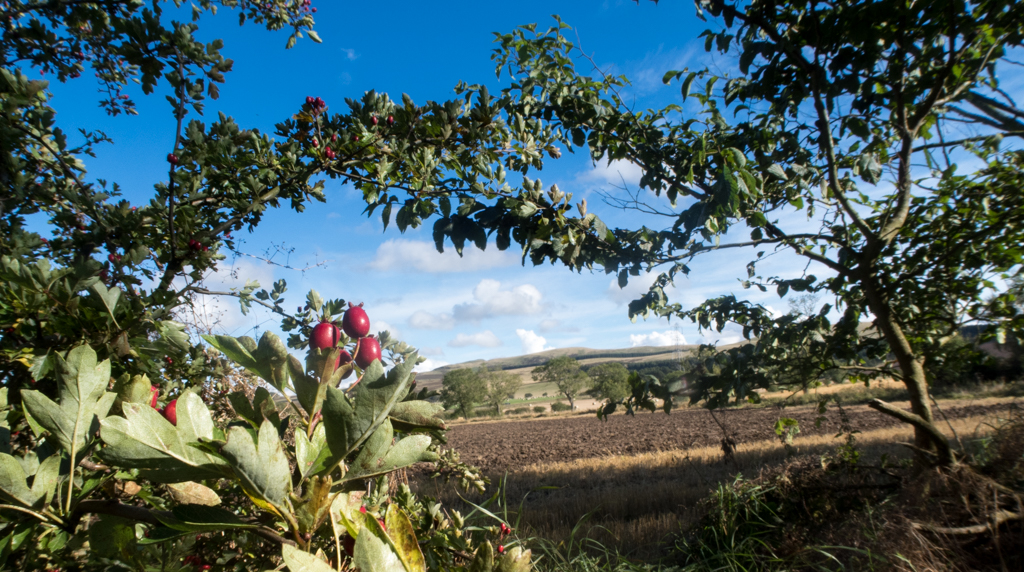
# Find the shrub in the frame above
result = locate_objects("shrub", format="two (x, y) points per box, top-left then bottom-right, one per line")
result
(524, 393), (533, 399)
(533, 406), (547, 413)
(550, 401), (572, 412)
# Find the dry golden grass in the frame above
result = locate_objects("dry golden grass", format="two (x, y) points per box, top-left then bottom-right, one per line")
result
(412, 409), (1012, 560)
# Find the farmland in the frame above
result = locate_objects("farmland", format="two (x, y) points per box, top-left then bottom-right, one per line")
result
(410, 394), (1022, 563)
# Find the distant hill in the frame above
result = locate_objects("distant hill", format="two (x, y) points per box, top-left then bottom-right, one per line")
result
(413, 342), (745, 392)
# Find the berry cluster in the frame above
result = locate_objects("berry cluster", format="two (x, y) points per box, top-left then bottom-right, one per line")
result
(188, 239), (209, 252)
(182, 554), (211, 570)
(309, 303), (381, 376)
(305, 95), (327, 116)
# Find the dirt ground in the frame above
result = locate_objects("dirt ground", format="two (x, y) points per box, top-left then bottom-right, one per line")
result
(445, 400), (1016, 473)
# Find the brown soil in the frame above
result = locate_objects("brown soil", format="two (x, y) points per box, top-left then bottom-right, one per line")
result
(446, 401), (1012, 473)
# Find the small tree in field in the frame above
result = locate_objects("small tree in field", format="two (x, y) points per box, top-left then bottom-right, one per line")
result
(588, 362), (631, 403)
(483, 369), (523, 416)
(440, 368), (486, 420)
(532, 356), (590, 411)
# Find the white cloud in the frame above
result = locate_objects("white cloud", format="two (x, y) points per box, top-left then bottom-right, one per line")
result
(580, 157), (644, 188)
(340, 48), (359, 61)
(368, 239), (514, 273)
(186, 259), (276, 336)
(630, 330), (687, 347)
(408, 310), (455, 330)
(606, 272), (660, 305)
(448, 331), (502, 348)
(414, 358), (449, 373)
(452, 279), (543, 322)
(516, 329), (551, 355)
(538, 319), (560, 332)
(419, 346), (445, 357)
(375, 320), (400, 339)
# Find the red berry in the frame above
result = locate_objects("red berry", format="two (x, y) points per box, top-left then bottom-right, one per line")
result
(359, 506), (367, 514)
(310, 322), (340, 350)
(342, 304), (370, 338)
(311, 7), (317, 12)
(162, 399), (178, 426)
(354, 337), (381, 369)
(306, 96), (314, 105)
(167, 153), (178, 164)
(165, 356), (174, 365)
(201, 566), (211, 571)
(370, 116), (378, 126)
(334, 350), (354, 379)
(149, 386), (159, 408)
(498, 545), (505, 554)
(352, 135), (360, 141)
(387, 115), (394, 126)
(311, 138), (319, 148)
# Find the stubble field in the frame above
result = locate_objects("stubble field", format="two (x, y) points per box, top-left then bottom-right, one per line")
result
(410, 397), (1020, 559)
(443, 399), (1011, 473)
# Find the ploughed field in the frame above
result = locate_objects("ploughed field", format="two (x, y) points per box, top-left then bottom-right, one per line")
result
(446, 401), (1009, 473)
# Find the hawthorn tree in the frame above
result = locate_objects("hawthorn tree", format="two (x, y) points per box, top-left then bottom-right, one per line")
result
(587, 362), (630, 403)
(532, 356), (590, 411)
(482, 369), (522, 416)
(390, 0), (1024, 464)
(439, 368), (486, 420)
(0, 1), (553, 569)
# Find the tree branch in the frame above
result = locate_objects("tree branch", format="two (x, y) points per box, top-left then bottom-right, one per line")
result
(911, 510), (1023, 535)
(866, 398), (954, 465)
(72, 500), (296, 546)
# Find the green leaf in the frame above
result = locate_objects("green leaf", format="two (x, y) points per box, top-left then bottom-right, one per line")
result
(157, 504), (258, 532)
(388, 401), (446, 430)
(221, 420), (292, 516)
(330, 491), (363, 538)
(323, 354), (419, 470)
(99, 393), (228, 482)
(353, 511), (406, 572)
(282, 544), (335, 572)
(386, 504), (426, 572)
(89, 283), (121, 325)
(0, 454), (35, 508)
(295, 424), (330, 479)
(21, 345), (116, 465)
(306, 30), (322, 44)
(88, 515), (135, 559)
(469, 542), (494, 572)
(767, 163), (788, 181)
(496, 546), (532, 572)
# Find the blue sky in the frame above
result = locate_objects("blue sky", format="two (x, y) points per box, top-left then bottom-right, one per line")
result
(42, 1), (827, 371)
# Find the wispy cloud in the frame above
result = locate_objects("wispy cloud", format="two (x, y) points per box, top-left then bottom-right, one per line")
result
(408, 310), (455, 330)
(448, 331), (503, 348)
(340, 48), (359, 61)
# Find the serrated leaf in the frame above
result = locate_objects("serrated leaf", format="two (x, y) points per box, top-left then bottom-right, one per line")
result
(99, 393), (228, 482)
(295, 424), (330, 479)
(767, 163), (788, 181)
(221, 420), (292, 516)
(21, 345), (116, 465)
(89, 283), (121, 325)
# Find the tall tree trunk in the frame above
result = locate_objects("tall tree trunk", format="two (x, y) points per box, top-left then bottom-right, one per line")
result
(862, 275), (954, 465)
